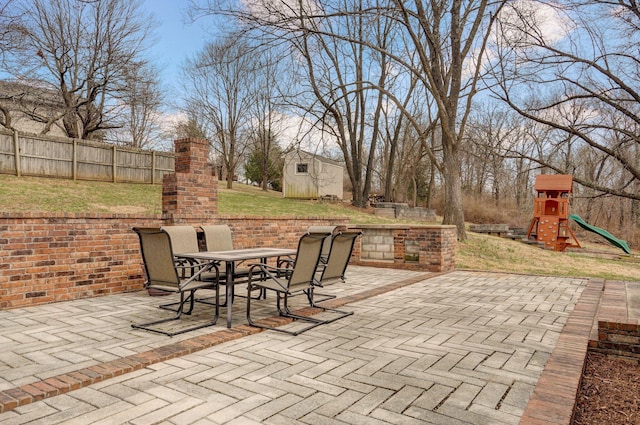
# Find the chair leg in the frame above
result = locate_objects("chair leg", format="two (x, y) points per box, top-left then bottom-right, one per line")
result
(279, 293), (326, 323)
(305, 287), (336, 304)
(247, 285), (324, 336)
(159, 284), (221, 312)
(132, 286), (219, 337)
(247, 284), (328, 336)
(158, 292), (197, 314)
(308, 294), (353, 324)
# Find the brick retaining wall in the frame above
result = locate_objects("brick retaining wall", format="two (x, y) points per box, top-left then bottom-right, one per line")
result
(0, 213), (159, 308)
(0, 213), (349, 309)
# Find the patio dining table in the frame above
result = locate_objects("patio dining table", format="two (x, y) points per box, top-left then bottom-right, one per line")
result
(176, 247), (296, 328)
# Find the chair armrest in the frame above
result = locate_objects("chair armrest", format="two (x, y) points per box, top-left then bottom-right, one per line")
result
(178, 261), (220, 290)
(248, 263), (290, 291)
(173, 256), (199, 278)
(277, 256), (295, 269)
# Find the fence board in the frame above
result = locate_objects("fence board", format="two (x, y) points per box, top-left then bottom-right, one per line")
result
(0, 132), (16, 174)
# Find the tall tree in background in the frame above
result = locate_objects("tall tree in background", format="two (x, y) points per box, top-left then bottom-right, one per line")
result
(491, 0), (640, 201)
(0, 0), (25, 129)
(7, 0), (153, 139)
(385, 0), (506, 239)
(191, 0), (505, 238)
(0, 0), (20, 67)
(182, 37), (255, 188)
(242, 0), (393, 208)
(192, 0), (396, 208)
(112, 61), (164, 149)
(247, 47), (286, 191)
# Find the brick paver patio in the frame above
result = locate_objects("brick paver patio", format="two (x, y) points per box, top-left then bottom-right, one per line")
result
(0, 267), (600, 424)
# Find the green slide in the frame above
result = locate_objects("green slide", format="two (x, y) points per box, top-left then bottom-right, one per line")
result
(569, 214), (631, 254)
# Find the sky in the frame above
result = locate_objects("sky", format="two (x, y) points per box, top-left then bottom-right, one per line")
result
(141, 0), (212, 101)
(138, 1), (318, 150)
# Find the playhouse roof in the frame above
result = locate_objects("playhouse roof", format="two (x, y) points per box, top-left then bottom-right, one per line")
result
(534, 174), (573, 192)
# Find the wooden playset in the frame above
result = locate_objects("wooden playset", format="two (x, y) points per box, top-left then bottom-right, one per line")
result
(526, 174), (581, 251)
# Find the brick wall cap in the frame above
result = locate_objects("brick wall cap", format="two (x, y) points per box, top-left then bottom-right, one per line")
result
(348, 224), (456, 230)
(0, 212), (161, 219)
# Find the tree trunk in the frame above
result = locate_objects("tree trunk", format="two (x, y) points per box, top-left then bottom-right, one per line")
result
(442, 140), (466, 240)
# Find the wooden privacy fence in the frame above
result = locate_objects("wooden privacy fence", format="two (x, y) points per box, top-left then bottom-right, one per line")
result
(0, 129), (174, 184)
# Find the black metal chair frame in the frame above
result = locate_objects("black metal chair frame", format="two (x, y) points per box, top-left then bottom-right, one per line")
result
(132, 227), (220, 337)
(308, 231), (361, 312)
(246, 233), (352, 335)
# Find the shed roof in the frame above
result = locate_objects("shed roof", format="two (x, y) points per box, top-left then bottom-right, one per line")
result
(284, 149), (344, 167)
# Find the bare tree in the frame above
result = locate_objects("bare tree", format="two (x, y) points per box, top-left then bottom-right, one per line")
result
(384, 0), (506, 239)
(191, 0), (401, 208)
(0, 0), (20, 65)
(376, 78), (438, 206)
(0, 0), (25, 129)
(8, 0), (153, 139)
(490, 0), (640, 201)
(190, 0), (505, 238)
(463, 105), (523, 205)
(247, 47), (286, 191)
(182, 37), (255, 188)
(171, 111), (209, 141)
(111, 61), (165, 149)
(268, 0), (397, 208)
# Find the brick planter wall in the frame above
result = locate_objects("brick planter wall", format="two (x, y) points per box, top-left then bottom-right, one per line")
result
(348, 224), (457, 272)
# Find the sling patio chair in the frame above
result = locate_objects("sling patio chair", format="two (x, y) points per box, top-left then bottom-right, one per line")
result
(131, 227), (220, 337)
(201, 224), (235, 252)
(201, 224), (252, 280)
(201, 224), (262, 303)
(307, 225), (338, 263)
(159, 225), (217, 312)
(161, 225), (200, 258)
(246, 232), (351, 335)
(308, 231), (362, 307)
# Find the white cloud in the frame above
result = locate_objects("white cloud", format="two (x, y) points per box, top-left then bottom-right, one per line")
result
(239, 0), (320, 28)
(273, 113), (336, 153)
(497, 0), (575, 47)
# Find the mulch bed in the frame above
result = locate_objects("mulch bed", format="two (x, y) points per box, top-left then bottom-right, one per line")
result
(572, 352), (640, 425)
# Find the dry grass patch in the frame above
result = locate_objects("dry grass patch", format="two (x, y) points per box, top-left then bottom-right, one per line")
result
(457, 231), (640, 281)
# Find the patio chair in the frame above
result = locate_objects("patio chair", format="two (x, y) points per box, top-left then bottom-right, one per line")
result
(307, 225), (338, 263)
(201, 224), (258, 302)
(201, 224), (235, 252)
(131, 227), (219, 337)
(246, 232), (351, 335)
(161, 225), (200, 255)
(201, 225), (252, 278)
(309, 231), (361, 306)
(159, 225), (217, 312)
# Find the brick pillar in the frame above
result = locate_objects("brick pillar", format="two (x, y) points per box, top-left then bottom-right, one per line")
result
(162, 138), (218, 225)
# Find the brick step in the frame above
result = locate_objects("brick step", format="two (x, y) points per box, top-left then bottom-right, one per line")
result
(593, 323), (640, 357)
(589, 279), (640, 358)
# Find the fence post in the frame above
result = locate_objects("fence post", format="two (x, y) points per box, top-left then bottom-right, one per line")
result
(72, 139), (77, 181)
(152, 151), (156, 184)
(13, 129), (20, 177)
(112, 145), (117, 183)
